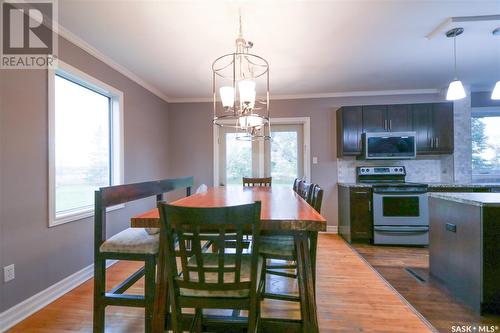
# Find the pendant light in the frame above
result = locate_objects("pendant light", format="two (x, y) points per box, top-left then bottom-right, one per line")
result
(212, 11), (271, 141)
(491, 28), (500, 100)
(446, 28), (466, 101)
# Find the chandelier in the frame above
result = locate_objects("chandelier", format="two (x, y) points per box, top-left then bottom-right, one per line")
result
(212, 13), (270, 140)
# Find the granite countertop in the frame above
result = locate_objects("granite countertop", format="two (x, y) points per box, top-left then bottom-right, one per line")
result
(429, 192), (500, 207)
(427, 183), (500, 189)
(338, 182), (500, 189)
(337, 183), (373, 188)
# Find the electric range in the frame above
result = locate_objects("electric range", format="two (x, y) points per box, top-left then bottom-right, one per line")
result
(357, 166), (429, 245)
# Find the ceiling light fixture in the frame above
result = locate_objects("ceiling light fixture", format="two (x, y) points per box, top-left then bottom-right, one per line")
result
(445, 27), (466, 101)
(212, 11), (270, 141)
(491, 28), (500, 100)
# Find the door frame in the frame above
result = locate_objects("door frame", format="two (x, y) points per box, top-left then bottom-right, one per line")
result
(213, 117), (311, 186)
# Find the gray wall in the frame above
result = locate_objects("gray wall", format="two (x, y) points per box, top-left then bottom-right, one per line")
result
(0, 36), (170, 311)
(168, 93), (446, 228)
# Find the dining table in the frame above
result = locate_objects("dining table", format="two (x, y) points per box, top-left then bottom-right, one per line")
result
(130, 185), (327, 333)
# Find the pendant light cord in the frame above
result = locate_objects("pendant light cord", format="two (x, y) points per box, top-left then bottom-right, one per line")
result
(453, 34), (457, 80)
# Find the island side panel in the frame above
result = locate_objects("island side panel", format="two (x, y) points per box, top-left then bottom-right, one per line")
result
(482, 206), (500, 313)
(429, 197), (482, 314)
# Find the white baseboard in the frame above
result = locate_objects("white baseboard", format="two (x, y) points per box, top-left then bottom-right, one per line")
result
(0, 260), (117, 332)
(326, 225), (338, 233)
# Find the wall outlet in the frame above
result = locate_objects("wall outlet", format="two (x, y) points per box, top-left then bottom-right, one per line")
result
(4, 264), (15, 282)
(312, 157), (318, 164)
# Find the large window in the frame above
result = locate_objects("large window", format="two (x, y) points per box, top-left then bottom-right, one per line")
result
(471, 110), (500, 183)
(49, 62), (123, 226)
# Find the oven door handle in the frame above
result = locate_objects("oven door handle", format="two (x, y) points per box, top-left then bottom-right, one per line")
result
(374, 226), (429, 233)
(373, 190), (428, 194)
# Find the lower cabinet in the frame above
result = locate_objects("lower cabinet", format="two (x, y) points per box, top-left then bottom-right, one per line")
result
(338, 186), (372, 243)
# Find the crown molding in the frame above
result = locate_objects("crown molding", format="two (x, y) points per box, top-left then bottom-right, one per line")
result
(168, 89), (441, 103)
(57, 25), (170, 103)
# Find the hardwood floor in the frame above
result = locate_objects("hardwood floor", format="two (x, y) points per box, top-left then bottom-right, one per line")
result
(352, 243), (500, 333)
(7, 234), (433, 333)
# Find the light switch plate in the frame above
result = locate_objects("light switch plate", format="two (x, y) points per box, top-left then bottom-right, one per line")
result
(312, 157), (318, 164)
(4, 264), (15, 282)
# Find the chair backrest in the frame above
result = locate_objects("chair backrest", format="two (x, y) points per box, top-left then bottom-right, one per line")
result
(293, 178), (303, 193)
(94, 176), (194, 253)
(310, 184), (324, 213)
(242, 177), (272, 187)
(297, 180), (314, 202)
(159, 201), (262, 296)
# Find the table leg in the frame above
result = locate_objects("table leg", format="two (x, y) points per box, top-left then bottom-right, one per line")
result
(294, 232), (319, 333)
(152, 236), (168, 333)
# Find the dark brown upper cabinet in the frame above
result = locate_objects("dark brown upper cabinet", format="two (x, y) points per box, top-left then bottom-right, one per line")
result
(386, 104), (413, 132)
(362, 104), (412, 132)
(336, 102), (454, 157)
(362, 105), (387, 132)
(411, 103), (433, 153)
(411, 102), (454, 154)
(336, 106), (363, 156)
(431, 103), (454, 154)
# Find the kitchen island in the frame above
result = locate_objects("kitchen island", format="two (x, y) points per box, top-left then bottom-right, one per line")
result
(429, 192), (500, 314)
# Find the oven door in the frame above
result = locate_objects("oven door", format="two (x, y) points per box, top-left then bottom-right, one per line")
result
(373, 192), (428, 226)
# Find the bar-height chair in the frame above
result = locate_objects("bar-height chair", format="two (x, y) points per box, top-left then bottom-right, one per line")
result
(259, 183), (324, 303)
(158, 201), (263, 333)
(93, 177), (193, 333)
(242, 177), (272, 187)
(293, 178), (303, 193)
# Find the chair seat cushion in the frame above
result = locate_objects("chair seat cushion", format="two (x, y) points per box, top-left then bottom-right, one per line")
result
(259, 235), (295, 258)
(179, 253), (262, 298)
(100, 228), (159, 255)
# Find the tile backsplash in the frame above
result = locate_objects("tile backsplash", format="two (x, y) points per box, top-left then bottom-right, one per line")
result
(337, 156), (454, 183)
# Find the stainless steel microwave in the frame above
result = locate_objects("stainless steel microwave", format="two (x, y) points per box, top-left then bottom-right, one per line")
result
(362, 132), (417, 159)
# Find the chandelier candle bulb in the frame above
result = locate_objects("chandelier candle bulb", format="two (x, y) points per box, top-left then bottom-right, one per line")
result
(220, 86), (235, 108)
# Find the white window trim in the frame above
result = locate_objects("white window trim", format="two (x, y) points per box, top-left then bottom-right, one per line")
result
(48, 60), (125, 227)
(213, 117), (311, 186)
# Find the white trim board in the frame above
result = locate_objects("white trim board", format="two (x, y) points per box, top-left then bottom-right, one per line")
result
(325, 225), (338, 234)
(213, 117), (311, 186)
(0, 260), (117, 333)
(169, 89), (441, 103)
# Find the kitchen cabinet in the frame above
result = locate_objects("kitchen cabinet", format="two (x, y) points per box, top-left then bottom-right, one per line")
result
(412, 102), (454, 154)
(336, 106), (363, 156)
(431, 103), (454, 154)
(336, 102), (454, 157)
(338, 185), (372, 243)
(386, 104), (413, 131)
(362, 105), (412, 132)
(411, 103), (433, 153)
(362, 105), (387, 132)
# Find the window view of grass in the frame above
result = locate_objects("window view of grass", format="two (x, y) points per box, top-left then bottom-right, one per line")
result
(55, 75), (111, 214)
(225, 133), (252, 185)
(271, 131), (298, 186)
(471, 115), (500, 183)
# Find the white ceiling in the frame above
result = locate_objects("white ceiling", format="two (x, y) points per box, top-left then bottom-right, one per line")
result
(58, 0), (500, 101)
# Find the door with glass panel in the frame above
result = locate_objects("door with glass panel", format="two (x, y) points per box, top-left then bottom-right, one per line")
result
(218, 124), (304, 186)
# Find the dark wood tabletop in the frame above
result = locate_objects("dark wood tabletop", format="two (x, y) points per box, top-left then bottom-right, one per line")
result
(131, 186), (327, 232)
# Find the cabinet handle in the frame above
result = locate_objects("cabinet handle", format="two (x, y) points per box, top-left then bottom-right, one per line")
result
(445, 223), (456, 233)
(384, 119), (387, 130)
(435, 137), (439, 149)
(368, 201), (372, 212)
(430, 138), (433, 148)
(389, 120), (392, 130)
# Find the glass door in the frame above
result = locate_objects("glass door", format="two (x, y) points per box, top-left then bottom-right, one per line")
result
(217, 124), (305, 186)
